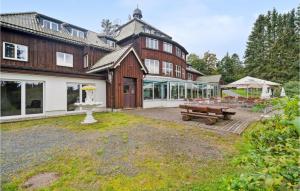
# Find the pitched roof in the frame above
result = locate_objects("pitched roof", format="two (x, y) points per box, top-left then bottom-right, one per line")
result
(88, 45), (147, 73)
(186, 67), (205, 75)
(0, 12), (115, 51)
(114, 18), (172, 41)
(197, 75), (222, 83)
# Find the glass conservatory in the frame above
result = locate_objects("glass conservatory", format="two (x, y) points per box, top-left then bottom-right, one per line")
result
(143, 76), (220, 108)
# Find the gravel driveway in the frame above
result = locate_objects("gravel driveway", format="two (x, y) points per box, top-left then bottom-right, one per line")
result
(0, 126), (100, 177)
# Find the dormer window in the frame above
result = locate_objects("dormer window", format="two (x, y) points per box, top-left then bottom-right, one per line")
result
(144, 28), (150, 33)
(42, 19), (59, 31)
(71, 28), (85, 38)
(106, 39), (115, 48)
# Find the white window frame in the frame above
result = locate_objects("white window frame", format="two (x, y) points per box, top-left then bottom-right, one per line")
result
(66, 83), (95, 112)
(182, 52), (185, 60)
(71, 28), (85, 38)
(83, 54), (89, 68)
(0, 79), (45, 119)
(162, 61), (173, 76)
(163, 42), (172, 53)
(56, 52), (73, 67)
(182, 68), (185, 79)
(42, 19), (59, 31)
(176, 47), (181, 57)
(145, 59), (159, 74)
(146, 37), (159, 50)
(175, 65), (182, 78)
(3, 42), (28, 62)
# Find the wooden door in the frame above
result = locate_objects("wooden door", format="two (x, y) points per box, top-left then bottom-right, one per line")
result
(123, 78), (136, 108)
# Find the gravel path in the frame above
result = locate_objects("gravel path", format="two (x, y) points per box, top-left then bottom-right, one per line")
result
(0, 126), (100, 177)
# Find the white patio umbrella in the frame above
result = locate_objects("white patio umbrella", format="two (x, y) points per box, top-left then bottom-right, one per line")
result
(261, 84), (271, 99)
(280, 87), (286, 97)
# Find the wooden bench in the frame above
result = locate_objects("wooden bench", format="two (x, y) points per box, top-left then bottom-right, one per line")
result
(181, 111), (219, 125)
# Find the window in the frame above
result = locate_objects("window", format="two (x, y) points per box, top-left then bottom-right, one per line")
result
(144, 28), (150, 33)
(106, 39), (115, 48)
(26, 82), (43, 114)
(182, 52), (185, 60)
(67, 83), (94, 111)
(154, 83), (162, 99)
(176, 47), (181, 57)
(162, 61), (173, 76)
(143, 82), (153, 100)
(56, 52), (73, 67)
(179, 83), (185, 99)
(1, 81), (22, 116)
(163, 42), (172, 53)
(146, 37), (158, 49)
(71, 28), (85, 38)
(3, 42), (28, 61)
(145, 59), (159, 74)
(170, 82), (178, 99)
(188, 73), (193, 80)
(83, 54), (89, 68)
(182, 68), (185, 79)
(42, 19), (59, 31)
(1, 80), (44, 117)
(175, 65), (182, 78)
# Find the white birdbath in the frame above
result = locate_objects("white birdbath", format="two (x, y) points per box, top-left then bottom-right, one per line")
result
(75, 85), (102, 124)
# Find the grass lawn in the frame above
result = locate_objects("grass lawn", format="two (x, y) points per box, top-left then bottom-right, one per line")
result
(1, 112), (245, 191)
(232, 89), (261, 98)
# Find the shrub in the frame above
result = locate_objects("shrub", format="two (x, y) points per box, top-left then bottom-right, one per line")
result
(224, 97), (300, 190)
(283, 81), (300, 97)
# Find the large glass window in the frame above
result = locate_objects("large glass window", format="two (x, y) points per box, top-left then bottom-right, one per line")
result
(67, 84), (80, 111)
(162, 61), (173, 76)
(145, 59), (159, 74)
(179, 83), (185, 99)
(162, 83), (168, 99)
(154, 83), (162, 99)
(146, 37), (158, 49)
(170, 82), (178, 99)
(56, 52), (73, 67)
(143, 82), (153, 100)
(26, 82), (43, 114)
(1, 81), (21, 117)
(163, 42), (172, 53)
(3, 42), (28, 61)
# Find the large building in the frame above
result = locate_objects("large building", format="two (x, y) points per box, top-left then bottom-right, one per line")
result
(0, 8), (220, 121)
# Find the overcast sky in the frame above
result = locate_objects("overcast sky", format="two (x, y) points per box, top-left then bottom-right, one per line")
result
(1, 0), (298, 59)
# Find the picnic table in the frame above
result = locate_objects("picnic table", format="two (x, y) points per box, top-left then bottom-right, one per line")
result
(179, 104), (236, 125)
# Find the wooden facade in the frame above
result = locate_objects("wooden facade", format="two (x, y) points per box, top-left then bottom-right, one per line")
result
(106, 51), (144, 108)
(0, 28), (108, 77)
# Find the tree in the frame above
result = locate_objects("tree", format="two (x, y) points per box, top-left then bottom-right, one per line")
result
(187, 52), (219, 75)
(217, 53), (244, 84)
(244, 6), (300, 84)
(101, 19), (113, 35)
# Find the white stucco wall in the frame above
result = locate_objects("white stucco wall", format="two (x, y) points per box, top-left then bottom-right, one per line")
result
(0, 72), (106, 120)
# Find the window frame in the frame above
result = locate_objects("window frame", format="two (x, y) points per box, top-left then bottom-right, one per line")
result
(145, 59), (160, 74)
(2, 42), (28, 62)
(176, 47), (181, 57)
(42, 19), (59, 31)
(162, 61), (173, 77)
(71, 28), (85, 38)
(175, 65), (182, 78)
(163, 42), (173, 53)
(0, 79), (45, 119)
(56, 52), (73, 67)
(83, 54), (89, 68)
(188, 73), (193, 80)
(146, 37), (159, 50)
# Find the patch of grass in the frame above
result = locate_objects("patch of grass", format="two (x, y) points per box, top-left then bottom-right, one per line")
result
(0, 112), (146, 131)
(96, 147), (105, 156)
(232, 89), (261, 98)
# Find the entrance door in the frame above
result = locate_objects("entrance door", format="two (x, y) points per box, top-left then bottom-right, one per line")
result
(123, 78), (136, 108)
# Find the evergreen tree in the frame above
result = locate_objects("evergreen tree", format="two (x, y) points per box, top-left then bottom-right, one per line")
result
(244, 6), (300, 83)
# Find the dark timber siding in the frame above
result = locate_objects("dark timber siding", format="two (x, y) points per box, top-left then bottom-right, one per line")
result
(0, 28), (109, 75)
(107, 51), (144, 108)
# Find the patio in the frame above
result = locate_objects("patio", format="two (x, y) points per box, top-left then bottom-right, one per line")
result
(126, 107), (261, 134)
